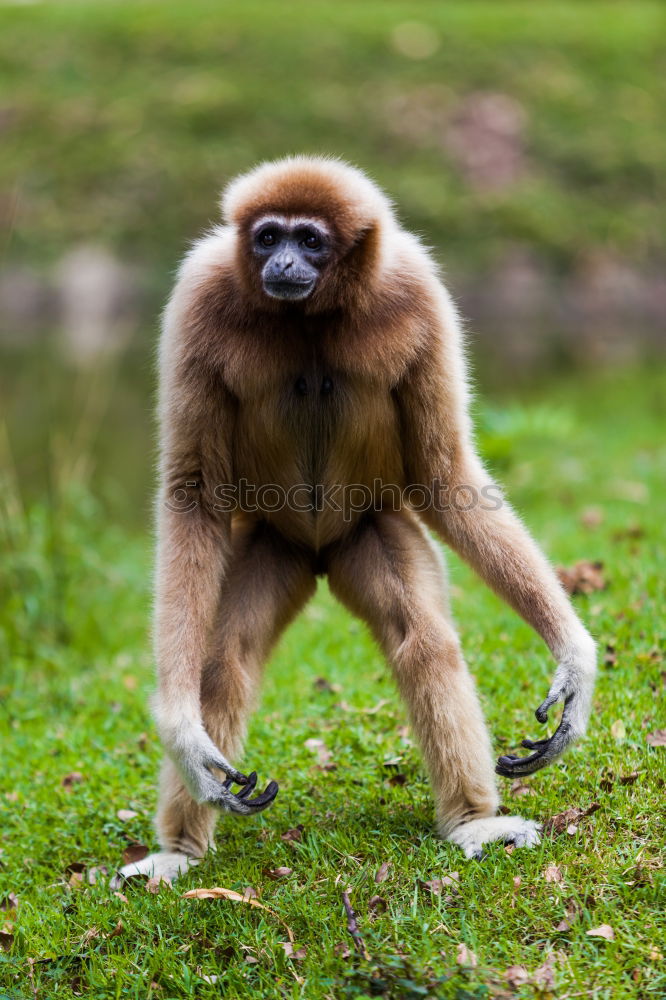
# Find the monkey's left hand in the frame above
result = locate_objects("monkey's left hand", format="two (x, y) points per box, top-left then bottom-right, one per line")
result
(495, 633), (596, 778)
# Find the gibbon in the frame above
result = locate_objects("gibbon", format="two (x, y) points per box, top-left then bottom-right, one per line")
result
(112, 157), (596, 885)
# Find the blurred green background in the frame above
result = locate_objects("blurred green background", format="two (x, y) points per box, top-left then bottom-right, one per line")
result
(1, 0), (664, 525)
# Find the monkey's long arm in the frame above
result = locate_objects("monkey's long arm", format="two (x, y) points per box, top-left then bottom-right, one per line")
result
(152, 288), (277, 815)
(397, 302), (596, 776)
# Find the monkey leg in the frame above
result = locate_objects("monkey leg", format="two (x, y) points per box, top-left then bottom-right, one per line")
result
(327, 511), (539, 859)
(111, 521), (316, 886)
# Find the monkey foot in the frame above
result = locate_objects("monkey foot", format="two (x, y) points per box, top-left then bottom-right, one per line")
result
(110, 851), (199, 889)
(218, 770), (279, 815)
(447, 815), (541, 859)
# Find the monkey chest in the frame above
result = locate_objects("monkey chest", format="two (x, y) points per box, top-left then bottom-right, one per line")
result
(232, 371), (403, 489)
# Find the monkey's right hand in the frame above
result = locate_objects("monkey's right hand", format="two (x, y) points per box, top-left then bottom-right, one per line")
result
(160, 722), (279, 815)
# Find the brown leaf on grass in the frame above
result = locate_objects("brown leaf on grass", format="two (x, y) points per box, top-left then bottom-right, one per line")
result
(543, 864), (564, 884)
(264, 867), (293, 880)
(122, 842), (149, 865)
(587, 923), (615, 941)
(137, 732), (149, 750)
(580, 507), (604, 529)
(533, 952), (557, 989)
(69, 871), (84, 888)
(375, 861), (391, 884)
(456, 943), (477, 968)
(611, 719), (627, 740)
(107, 920), (124, 939)
(388, 773), (407, 786)
(510, 778), (534, 797)
(368, 895), (387, 913)
(281, 826), (304, 843)
(604, 644), (617, 667)
(421, 873), (460, 896)
(543, 802), (600, 836)
(61, 772), (84, 788)
(242, 886), (259, 900)
(313, 677), (341, 694)
(146, 876), (171, 894)
(505, 964), (529, 987)
(113, 892), (129, 903)
(281, 941), (306, 960)
(80, 926), (100, 946)
(555, 919), (571, 932)
(116, 809), (139, 822)
(304, 737), (332, 767)
(557, 560), (605, 596)
(646, 729), (666, 747)
(0, 893), (17, 912)
(87, 865), (108, 885)
(334, 941), (352, 958)
(183, 887), (295, 942)
(0, 931), (14, 952)
(619, 771), (640, 785)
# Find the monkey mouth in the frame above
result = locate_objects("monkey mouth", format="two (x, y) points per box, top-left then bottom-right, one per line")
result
(263, 279), (315, 301)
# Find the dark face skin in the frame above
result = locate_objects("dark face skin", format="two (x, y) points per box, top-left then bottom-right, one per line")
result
(252, 216), (332, 301)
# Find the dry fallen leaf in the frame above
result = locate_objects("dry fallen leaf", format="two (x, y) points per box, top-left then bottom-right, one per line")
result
(0, 893), (17, 912)
(375, 862), (391, 884)
(646, 729), (666, 747)
(107, 920), (124, 939)
(0, 931), (14, 952)
(557, 560), (605, 596)
(580, 507), (604, 529)
(122, 843), (149, 866)
(368, 895), (387, 913)
(456, 943), (477, 968)
(543, 802), (600, 836)
(587, 924), (615, 941)
(619, 771), (640, 785)
(146, 875), (171, 894)
(611, 719), (627, 740)
(533, 952), (557, 989)
(183, 887), (294, 942)
(510, 778), (534, 798)
(543, 864), (564, 884)
(116, 809), (139, 822)
(61, 772), (84, 789)
(87, 865), (108, 885)
(304, 737), (333, 768)
(334, 941), (352, 958)
(281, 826), (304, 843)
(281, 941), (306, 960)
(505, 964), (529, 987)
(555, 919), (571, 933)
(420, 872), (460, 896)
(264, 867), (293, 880)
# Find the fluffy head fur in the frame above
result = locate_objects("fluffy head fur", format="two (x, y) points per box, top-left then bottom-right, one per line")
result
(221, 156), (398, 313)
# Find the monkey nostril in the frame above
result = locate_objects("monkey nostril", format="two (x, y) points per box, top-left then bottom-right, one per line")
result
(295, 376), (308, 396)
(321, 376), (333, 395)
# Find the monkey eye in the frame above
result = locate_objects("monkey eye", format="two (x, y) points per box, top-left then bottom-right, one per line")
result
(259, 230), (277, 248)
(303, 233), (321, 250)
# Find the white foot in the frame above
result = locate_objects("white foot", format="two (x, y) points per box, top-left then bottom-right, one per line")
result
(447, 815), (541, 859)
(110, 851), (200, 889)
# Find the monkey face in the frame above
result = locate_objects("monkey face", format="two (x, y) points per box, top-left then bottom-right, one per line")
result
(251, 215), (332, 301)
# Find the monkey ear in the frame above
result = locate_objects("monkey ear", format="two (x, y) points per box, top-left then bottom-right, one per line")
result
(346, 222), (382, 275)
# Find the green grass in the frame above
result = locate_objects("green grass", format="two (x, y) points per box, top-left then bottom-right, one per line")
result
(1, 365), (664, 998)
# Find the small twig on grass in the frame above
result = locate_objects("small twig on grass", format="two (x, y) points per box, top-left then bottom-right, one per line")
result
(341, 889), (370, 960)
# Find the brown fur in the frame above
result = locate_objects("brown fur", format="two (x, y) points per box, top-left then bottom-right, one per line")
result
(145, 156), (594, 865)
